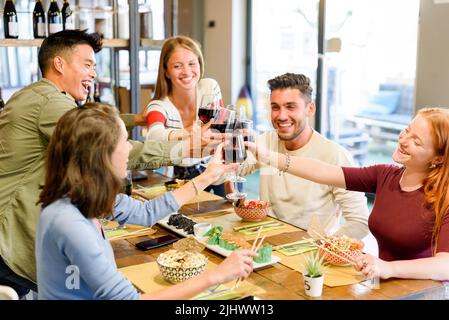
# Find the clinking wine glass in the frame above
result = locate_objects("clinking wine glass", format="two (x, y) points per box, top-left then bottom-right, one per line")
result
(224, 133), (248, 200)
(237, 119), (255, 143)
(227, 119), (254, 184)
(210, 107), (236, 133)
(198, 94), (220, 124)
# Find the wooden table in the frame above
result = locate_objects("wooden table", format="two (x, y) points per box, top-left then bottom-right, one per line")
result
(111, 170), (446, 300)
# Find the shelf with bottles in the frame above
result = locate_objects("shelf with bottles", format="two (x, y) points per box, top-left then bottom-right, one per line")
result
(2, 0), (76, 40)
(0, 37), (129, 47)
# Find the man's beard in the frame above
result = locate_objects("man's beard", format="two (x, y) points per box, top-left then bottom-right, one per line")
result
(275, 122), (306, 141)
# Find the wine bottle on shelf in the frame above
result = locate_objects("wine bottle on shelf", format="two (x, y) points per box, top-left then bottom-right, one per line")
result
(93, 82), (101, 103)
(47, 0), (62, 36)
(3, 0), (19, 39)
(61, 0), (74, 30)
(0, 87), (5, 113)
(85, 85), (92, 103)
(33, 0), (46, 39)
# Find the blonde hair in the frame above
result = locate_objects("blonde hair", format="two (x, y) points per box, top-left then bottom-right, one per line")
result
(153, 35), (204, 100)
(419, 107), (449, 254)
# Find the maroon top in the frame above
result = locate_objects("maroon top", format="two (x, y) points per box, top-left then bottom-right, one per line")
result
(342, 164), (449, 261)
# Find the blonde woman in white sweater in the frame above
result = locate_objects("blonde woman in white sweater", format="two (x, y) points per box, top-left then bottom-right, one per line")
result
(144, 36), (226, 196)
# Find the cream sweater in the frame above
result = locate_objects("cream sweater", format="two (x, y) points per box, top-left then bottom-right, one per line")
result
(240, 130), (369, 239)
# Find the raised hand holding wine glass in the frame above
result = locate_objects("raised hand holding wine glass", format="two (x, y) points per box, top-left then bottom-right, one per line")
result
(198, 94), (220, 124)
(224, 132), (248, 200)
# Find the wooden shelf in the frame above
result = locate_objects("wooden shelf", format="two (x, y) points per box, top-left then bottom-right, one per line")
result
(0, 38), (129, 48)
(102, 38), (129, 48)
(140, 39), (164, 50)
(0, 39), (43, 47)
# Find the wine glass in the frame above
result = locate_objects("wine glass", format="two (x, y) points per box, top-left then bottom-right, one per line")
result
(210, 108), (236, 133)
(224, 133), (248, 200)
(226, 119), (254, 184)
(198, 94), (220, 124)
(238, 119), (255, 143)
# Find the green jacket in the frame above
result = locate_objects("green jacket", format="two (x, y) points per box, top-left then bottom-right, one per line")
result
(0, 79), (181, 283)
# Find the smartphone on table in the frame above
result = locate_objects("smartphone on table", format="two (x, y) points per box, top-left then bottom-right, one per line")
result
(135, 234), (179, 250)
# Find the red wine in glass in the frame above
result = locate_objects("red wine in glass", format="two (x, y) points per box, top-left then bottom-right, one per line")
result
(235, 119), (254, 143)
(211, 119), (237, 133)
(243, 135), (255, 142)
(223, 148), (247, 164)
(198, 108), (216, 124)
(223, 134), (247, 164)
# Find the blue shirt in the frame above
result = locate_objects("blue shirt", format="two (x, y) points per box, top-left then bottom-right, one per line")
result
(36, 192), (180, 300)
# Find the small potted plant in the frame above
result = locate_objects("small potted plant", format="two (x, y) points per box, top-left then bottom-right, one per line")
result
(302, 251), (326, 297)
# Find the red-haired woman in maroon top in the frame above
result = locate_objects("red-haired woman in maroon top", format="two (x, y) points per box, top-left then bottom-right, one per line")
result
(248, 107), (449, 281)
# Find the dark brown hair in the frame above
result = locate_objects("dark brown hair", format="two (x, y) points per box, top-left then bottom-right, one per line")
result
(38, 29), (103, 75)
(39, 102), (122, 219)
(267, 73), (313, 103)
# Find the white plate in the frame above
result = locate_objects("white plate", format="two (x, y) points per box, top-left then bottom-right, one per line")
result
(157, 214), (281, 270)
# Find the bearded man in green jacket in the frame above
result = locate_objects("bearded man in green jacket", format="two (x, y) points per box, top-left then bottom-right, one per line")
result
(0, 29), (216, 297)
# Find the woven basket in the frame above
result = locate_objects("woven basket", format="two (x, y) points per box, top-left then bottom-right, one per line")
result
(234, 204), (270, 221)
(319, 248), (362, 266)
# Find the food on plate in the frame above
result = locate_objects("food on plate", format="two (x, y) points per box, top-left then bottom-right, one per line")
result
(157, 249), (207, 269)
(253, 244), (272, 264)
(157, 249), (208, 283)
(233, 200), (271, 221)
(204, 226), (273, 263)
(218, 233), (252, 250)
(318, 235), (364, 265)
(240, 200), (270, 209)
(168, 213), (197, 234)
(193, 223), (212, 238)
(173, 237), (205, 253)
(320, 235), (364, 253)
(204, 226), (223, 245)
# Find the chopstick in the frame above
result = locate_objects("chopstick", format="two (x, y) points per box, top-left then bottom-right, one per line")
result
(253, 235), (266, 253)
(308, 230), (358, 266)
(315, 243), (357, 267)
(233, 227), (264, 289)
(107, 227), (154, 241)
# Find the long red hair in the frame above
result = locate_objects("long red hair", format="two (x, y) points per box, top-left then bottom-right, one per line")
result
(419, 108), (449, 255)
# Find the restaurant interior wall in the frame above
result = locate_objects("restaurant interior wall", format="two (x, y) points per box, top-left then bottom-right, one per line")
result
(177, 0), (204, 44)
(415, 0), (449, 110)
(202, 0), (246, 107)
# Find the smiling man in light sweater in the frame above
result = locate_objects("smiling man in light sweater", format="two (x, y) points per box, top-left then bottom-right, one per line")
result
(238, 73), (369, 239)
